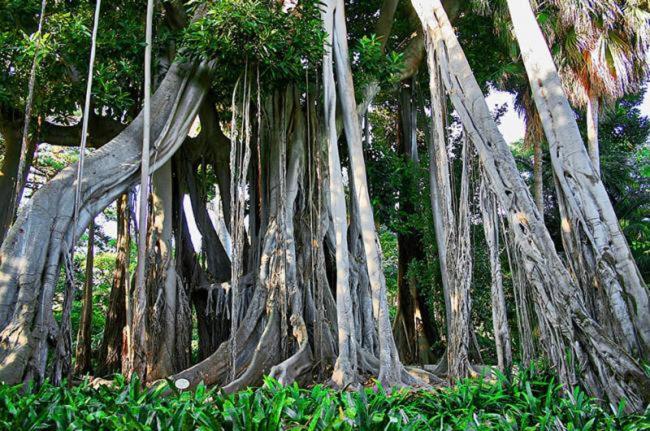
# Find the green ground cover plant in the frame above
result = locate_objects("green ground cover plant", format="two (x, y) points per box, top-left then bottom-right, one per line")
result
(1, 366), (648, 430)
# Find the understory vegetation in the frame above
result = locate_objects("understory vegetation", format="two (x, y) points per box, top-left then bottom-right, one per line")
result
(2, 367), (648, 430)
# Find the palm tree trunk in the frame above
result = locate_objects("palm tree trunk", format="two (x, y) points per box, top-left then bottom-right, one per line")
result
(505, 0), (649, 359)
(533, 139), (543, 216)
(74, 221), (95, 375)
(587, 93), (600, 175)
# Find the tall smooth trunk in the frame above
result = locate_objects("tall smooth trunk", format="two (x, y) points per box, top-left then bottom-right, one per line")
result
(332, 0), (406, 386)
(533, 139), (543, 216)
(131, 0), (155, 380)
(424, 59), (453, 336)
(587, 94), (600, 176)
(322, 0), (358, 387)
(505, 0), (649, 359)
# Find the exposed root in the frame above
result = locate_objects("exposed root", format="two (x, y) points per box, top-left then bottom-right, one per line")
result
(269, 315), (312, 385)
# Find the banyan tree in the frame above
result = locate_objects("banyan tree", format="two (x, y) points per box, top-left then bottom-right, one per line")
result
(0, 0), (648, 413)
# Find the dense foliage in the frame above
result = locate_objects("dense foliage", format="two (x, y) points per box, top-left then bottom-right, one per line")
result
(1, 367), (648, 430)
(180, 0), (325, 87)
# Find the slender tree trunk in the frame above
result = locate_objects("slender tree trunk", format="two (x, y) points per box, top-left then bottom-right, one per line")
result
(533, 139), (543, 216)
(586, 93), (600, 176)
(130, 0), (155, 381)
(0, 127), (36, 245)
(97, 194), (130, 376)
(412, 0), (650, 410)
(74, 221), (95, 375)
(423, 32), (475, 376)
(424, 59), (453, 338)
(505, 0), (649, 359)
(322, 0), (358, 387)
(10, 0), (47, 229)
(332, 0), (411, 387)
(479, 178), (512, 373)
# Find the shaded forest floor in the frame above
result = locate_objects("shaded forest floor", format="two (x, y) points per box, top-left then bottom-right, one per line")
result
(1, 366), (648, 430)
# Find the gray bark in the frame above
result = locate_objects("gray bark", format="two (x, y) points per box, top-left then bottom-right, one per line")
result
(145, 160), (190, 380)
(332, 0), (410, 387)
(0, 61), (209, 385)
(446, 138), (473, 380)
(130, 0), (155, 381)
(533, 139), (543, 217)
(587, 94), (600, 176)
(506, 0), (649, 360)
(479, 177), (512, 373)
(322, 0), (358, 388)
(412, 0), (650, 410)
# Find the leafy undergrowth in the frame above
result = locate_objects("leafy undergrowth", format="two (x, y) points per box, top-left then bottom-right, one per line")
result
(1, 367), (648, 430)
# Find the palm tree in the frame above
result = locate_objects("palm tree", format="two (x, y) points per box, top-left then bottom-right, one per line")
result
(542, 0), (650, 174)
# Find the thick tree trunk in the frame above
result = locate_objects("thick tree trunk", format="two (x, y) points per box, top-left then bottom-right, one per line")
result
(412, 0), (650, 410)
(479, 178), (512, 373)
(96, 194), (130, 376)
(73, 221), (95, 375)
(586, 94), (600, 176)
(424, 38), (475, 377)
(145, 160), (191, 381)
(505, 0), (649, 360)
(0, 61), (209, 385)
(165, 87), (345, 392)
(322, 0), (359, 388)
(446, 139), (473, 380)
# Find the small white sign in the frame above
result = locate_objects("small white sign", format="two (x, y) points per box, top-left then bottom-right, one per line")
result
(175, 378), (190, 390)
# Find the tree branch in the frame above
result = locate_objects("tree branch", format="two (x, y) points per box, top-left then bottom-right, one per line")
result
(40, 115), (125, 148)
